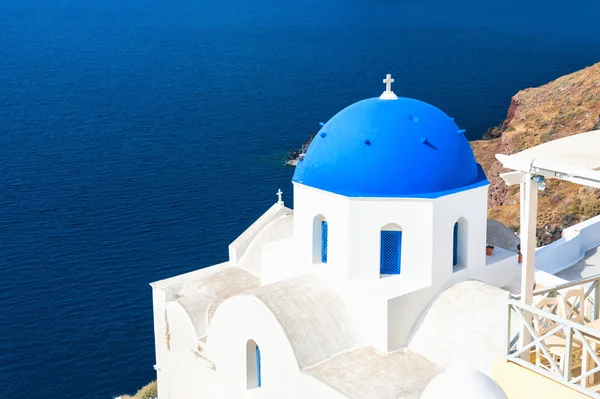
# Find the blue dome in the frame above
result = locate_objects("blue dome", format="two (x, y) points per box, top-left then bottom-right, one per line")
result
(292, 97), (487, 198)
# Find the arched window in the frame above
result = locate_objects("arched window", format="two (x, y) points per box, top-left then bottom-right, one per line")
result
(453, 218), (468, 271)
(380, 224), (402, 275)
(312, 215), (328, 264)
(246, 340), (261, 389)
(256, 345), (262, 387)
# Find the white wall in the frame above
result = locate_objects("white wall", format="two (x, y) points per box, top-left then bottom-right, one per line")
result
(151, 262), (233, 399)
(238, 214), (293, 277)
(290, 183), (503, 353)
(535, 214), (600, 275)
(381, 185), (520, 352)
(381, 186), (490, 351)
(458, 247), (518, 288)
(386, 247), (518, 352)
(293, 184), (351, 280)
(153, 270), (351, 399)
(229, 203), (291, 265)
(261, 236), (303, 284)
(165, 301), (215, 398)
(431, 185), (489, 286)
(347, 198), (434, 284)
(338, 292), (387, 351)
(207, 295), (319, 398)
(152, 286), (172, 399)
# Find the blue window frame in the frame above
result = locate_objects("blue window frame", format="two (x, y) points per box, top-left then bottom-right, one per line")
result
(453, 222), (459, 267)
(380, 230), (401, 274)
(321, 221), (328, 263)
(256, 345), (261, 387)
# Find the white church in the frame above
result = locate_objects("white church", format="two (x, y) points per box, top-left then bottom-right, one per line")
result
(150, 75), (527, 398)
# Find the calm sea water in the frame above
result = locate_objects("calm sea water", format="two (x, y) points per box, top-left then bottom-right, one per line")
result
(1, 0), (599, 397)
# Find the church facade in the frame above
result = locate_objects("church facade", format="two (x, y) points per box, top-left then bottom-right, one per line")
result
(150, 76), (518, 398)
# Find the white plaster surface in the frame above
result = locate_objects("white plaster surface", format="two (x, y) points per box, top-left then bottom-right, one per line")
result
(245, 275), (361, 369)
(305, 347), (442, 399)
(496, 129), (600, 189)
(175, 267), (260, 337)
(229, 203), (292, 265)
(514, 129), (600, 170)
(420, 367), (508, 399)
(535, 214), (600, 275)
(237, 212), (293, 276)
(556, 246), (600, 280)
(409, 281), (519, 376)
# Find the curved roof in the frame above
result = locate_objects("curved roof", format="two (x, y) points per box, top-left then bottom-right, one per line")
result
(293, 97), (487, 198)
(304, 347), (442, 399)
(238, 213), (294, 275)
(248, 275), (360, 369)
(175, 267), (260, 338)
(409, 280), (519, 375)
(421, 367), (507, 399)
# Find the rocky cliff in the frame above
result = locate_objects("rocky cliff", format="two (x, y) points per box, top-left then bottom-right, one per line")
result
(471, 62), (600, 245)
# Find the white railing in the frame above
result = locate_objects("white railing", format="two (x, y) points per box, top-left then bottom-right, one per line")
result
(507, 275), (600, 398)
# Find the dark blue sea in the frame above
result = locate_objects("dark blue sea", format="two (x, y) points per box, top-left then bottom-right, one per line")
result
(1, 0), (599, 397)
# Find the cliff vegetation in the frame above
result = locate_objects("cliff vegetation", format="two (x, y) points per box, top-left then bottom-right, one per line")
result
(471, 62), (600, 245)
(116, 381), (157, 399)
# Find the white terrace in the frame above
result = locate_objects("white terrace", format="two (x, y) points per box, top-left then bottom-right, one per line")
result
(497, 129), (600, 398)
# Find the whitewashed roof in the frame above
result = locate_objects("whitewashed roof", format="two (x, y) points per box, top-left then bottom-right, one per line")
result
(248, 275), (361, 370)
(496, 129), (600, 188)
(515, 129), (600, 170)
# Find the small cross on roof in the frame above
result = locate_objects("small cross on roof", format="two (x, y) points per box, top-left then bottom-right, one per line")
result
(380, 73), (398, 100)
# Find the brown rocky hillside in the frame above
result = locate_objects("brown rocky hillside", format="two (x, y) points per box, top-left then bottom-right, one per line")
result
(471, 62), (600, 245)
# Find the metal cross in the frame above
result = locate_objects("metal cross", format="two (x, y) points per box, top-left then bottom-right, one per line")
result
(383, 74), (394, 93)
(276, 189), (283, 203)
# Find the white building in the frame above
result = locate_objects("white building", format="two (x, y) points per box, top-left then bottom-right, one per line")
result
(150, 75), (521, 398)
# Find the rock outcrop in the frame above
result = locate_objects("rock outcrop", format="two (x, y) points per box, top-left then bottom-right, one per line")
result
(471, 62), (600, 245)
(286, 133), (315, 166)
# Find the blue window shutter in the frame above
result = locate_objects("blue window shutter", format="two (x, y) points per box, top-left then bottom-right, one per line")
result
(380, 231), (401, 274)
(453, 222), (458, 266)
(321, 221), (328, 263)
(256, 345), (261, 387)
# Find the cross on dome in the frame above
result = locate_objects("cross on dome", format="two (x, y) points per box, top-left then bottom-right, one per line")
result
(384, 74), (394, 91)
(380, 73), (398, 100)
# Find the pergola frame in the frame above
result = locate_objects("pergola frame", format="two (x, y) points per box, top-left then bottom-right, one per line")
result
(495, 129), (600, 353)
